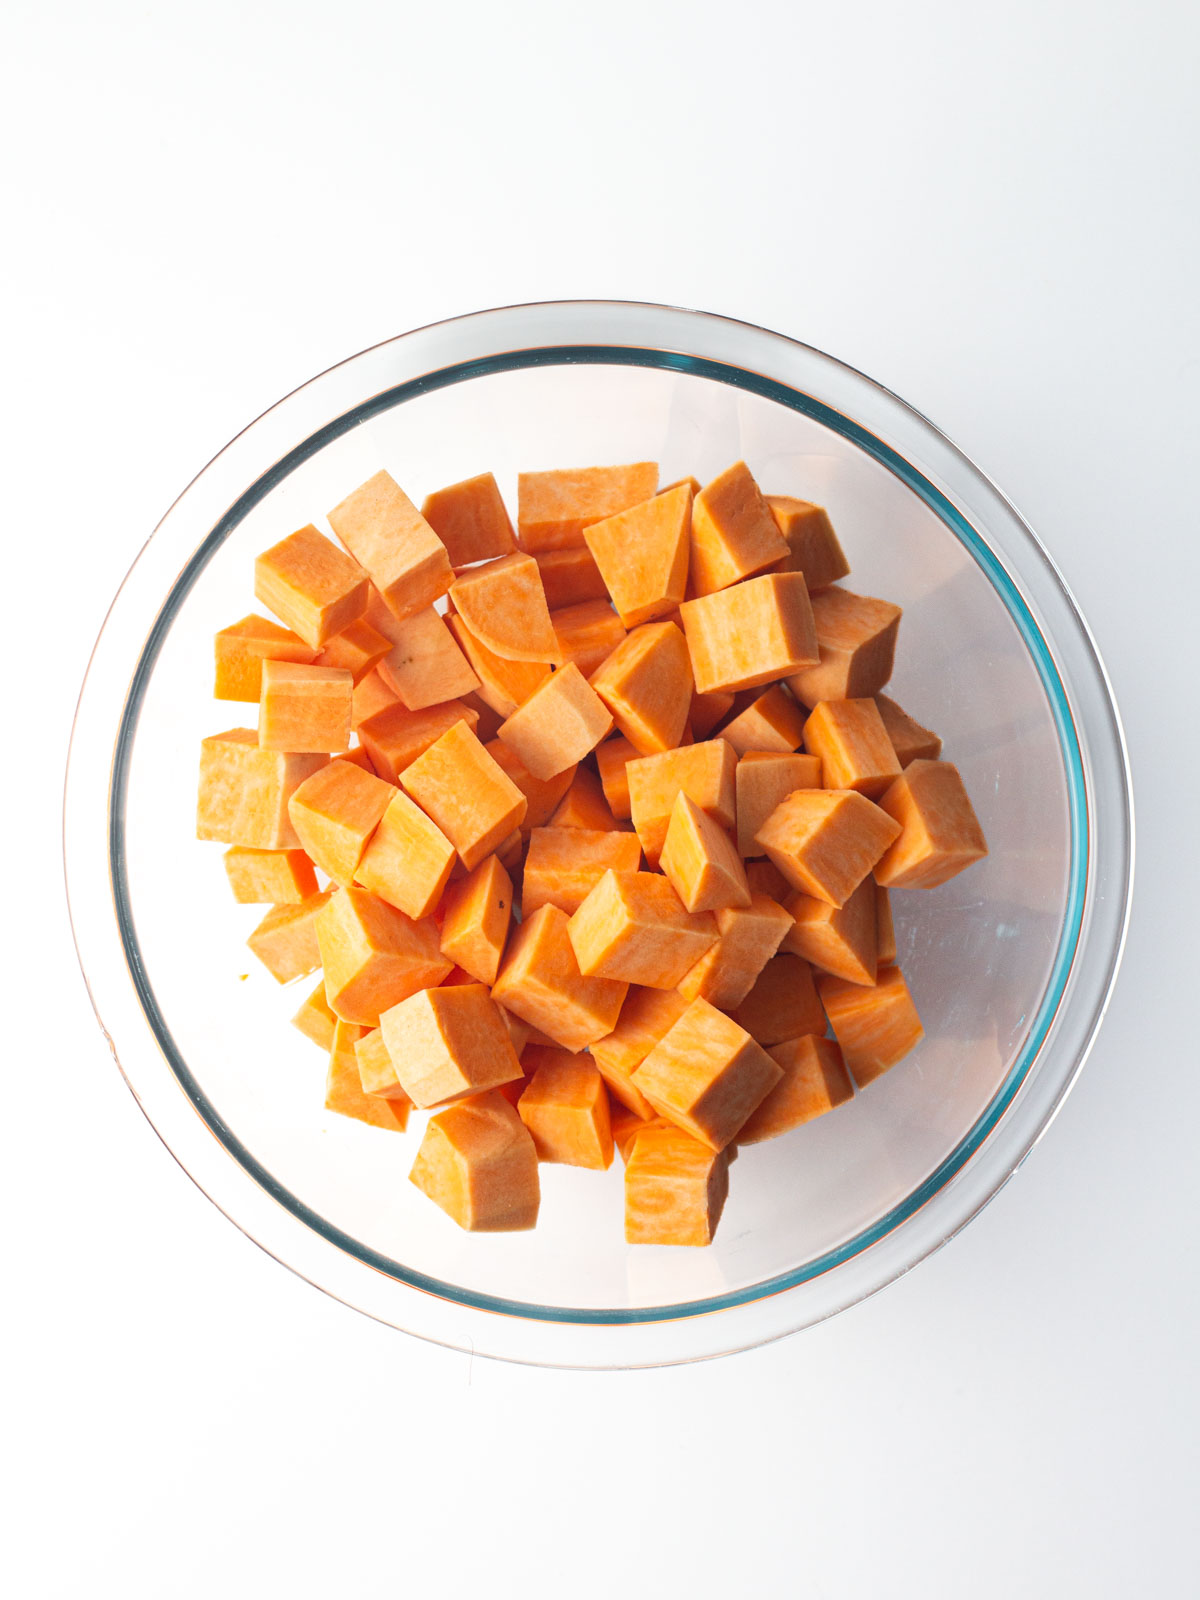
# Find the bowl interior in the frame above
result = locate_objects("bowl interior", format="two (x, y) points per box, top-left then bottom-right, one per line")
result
(119, 356), (1074, 1318)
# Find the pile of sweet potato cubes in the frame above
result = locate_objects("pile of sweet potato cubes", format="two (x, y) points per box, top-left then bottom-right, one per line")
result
(198, 460), (987, 1245)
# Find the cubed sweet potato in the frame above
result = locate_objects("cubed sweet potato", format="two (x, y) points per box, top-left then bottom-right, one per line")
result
(874, 694), (942, 767)
(497, 661), (613, 780)
(214, 614), (315, 702)
(755, 788), (900, 906)
(197, 729), (326, 850)
(624, 1122), (730, 1245)
(258, 660), (352, 754)
(327, 470), (454, 621)
(626, 740), (737, 866)
(379, 982), (523, 1108)
(224, 845), (317, 905)
(589, 622), (693, 756)
(551, 599), (627, 678)
(517, 1046), (614, 1169)
(783, 874), (879, 985)
(659, 793), (750, 913)
(689, 461), (788, 596)
(421, 471), (516, 568)
(522, 827), (642, 916)
(787, 586), (901, 705)
(254, 525), (369, 649)
(676, 893), (792, 1009)
(566, 870), (718, 989)
(326, 1020), (409, 1131)
(410, 1091), (540, 1231)
(802, 698), (901, 798)
(518, 462), (659, 552)
(357, 697), (479, 784)
(449, 552), (559, 663)
(583, 480), (691, 626)
(400, 721), (528, 870)
(246, 885), (333, 983)
(356, 788), (456, 920)
(818, 964), (924, 1086)
(438, 853), (513, 986)
(874, 760), (988, 888)
(681, 572), (818, 693)
(633, 997), (781, 1152)
(738, 1035), (852, 1143)
(765, 496), (850, 591)
(730, 953), (826, 1045)
(287, 758), (395, 885)
(735, 751), (823, 858)
(315, 884), (450, 1025)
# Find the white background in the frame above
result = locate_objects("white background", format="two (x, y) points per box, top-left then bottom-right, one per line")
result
(5, 2), (1198, 1595)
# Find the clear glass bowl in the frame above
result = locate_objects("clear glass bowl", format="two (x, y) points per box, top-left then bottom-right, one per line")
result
(65, 302), (1133, 1367)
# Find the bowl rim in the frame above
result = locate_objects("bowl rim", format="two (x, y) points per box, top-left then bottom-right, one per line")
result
(65, 299), (1135, 1365)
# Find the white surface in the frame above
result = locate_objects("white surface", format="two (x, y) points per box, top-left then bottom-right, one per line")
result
(4, 1), (1196, 1594)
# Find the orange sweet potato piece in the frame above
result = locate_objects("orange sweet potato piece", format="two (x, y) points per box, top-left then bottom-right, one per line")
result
(449, 552), (559, 664)
(612, 1104), (663, 1163)
(258, 660), (353, 754)
(326, 1019), (409, 1131)
(549, 766), (619, 831)
(214, 614), (315, 701)
(689, 460), (788, 596)
(254, 525), (369, 649)
(551, 599), (627, 678)
(819, 964), (924, 1086)
(292, 978), (337, 1049)
(735, 751), (823, 858)
(484, 739), (576, 834)
(446, 611), (552, 718)
(738, 1035), (852, 1143)
(287, 759), (394, 885)
(492, 904), (628, 1051)
(337, 744), (378, 774)
(660, 792), (750, 914)
(196, 729), (326, 850)
(676, 893), (792, 1009)
(876, 883), (896, 965)
(357, 697), (479, 785)
(313, 617), (392, 682)
(589, 986), (687, 1118)
(567, 870), (718, 989)
(518, 462), (659, 552)
(802, 698), (901, 798)
(626, 740), (737, 866)
(522, 827), (642, 916)
(224, 846), (317, 905)
(731, 953), (826, 1045)
(517, 1046), (614, 1169)
(583, 480), (691, 626)
(379, 982), (523, 1108)
(596, 735), (636, 820)
(327, 469), (453, 622)
(787, 586), (901, 705)
(680, 572), (818, 693)
(633, 997), (781, 1152)
(874, 694), (942, 767)
(354, 1027), (413, 1114)
(246, 885), (333, 983)
(410, 1089), (540, 1231)
(765, 496), (850, 591)
(624, 1121), (730, 1245)
(315, 884), (450, 1025)
(589, 621), (693, 757)
(420, 471), (516, 568)
(439, 853), (513, 985)
(352, 666), (402, 730)
(755, 789), (900, 906)
(534, 546), (610, 608)
(874, 760), (988, 889)
(720, 684), (807, 756)
(400, 722), (528, 870)
(376, 607), (480, 710)
(497, 662), (612, 781)
(355, 788), (455, 920)
(782, 874), (878, 985)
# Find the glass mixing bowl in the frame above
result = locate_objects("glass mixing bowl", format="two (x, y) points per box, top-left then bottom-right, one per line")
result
(65, 302), (1133, 1367)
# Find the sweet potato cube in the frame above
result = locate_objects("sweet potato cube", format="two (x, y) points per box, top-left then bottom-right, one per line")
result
(493, 904), (627, 1051)
(689, 689), (736, 740)
(731, 953), (826, 1045)
(497, 662), (613, 780)
(258, 660), (352, 754)
(583, 481), (691, 627)
(376, 607), (480, 710)
(254, 525), (369, 649)
(352, 666), (401, 729)
(596, 736), (636, 820)
(589, 987), (687, 1119)
(874, 694), (943, 767)
(327, 469), (453, 622)
(626, 740), (737, 866)
(517, 462), (659, 552)
(312, 617), (392, 682)
(745, 860), (793, 901)
(738, 1035), (852, 1143)
(676, 893), (792, 1009)
(326, 1020), (409, 1131)
(802, 698), (901, 798)
(612, 1104), (663, 1163)
(765, 496), (850, 591)
(550, 766), (619, 831)
(819, 964), (924, 1086)
(315, 884), (451, 1025)
(196, 728), (326, 849)
(874, 760), (988, 889)
(787, 586), (901, 705)
(353, 1027), (413, 1112)
(446, 612), (552, 718)
(522, 827), (642, 916)
(355, 789), (455, 920)
(224, 846), (317, 905)
(379, 983), (522, 1108)
(357, 697), (479, 785)
(292, 979), (337, 1049)
(624, 1122), (730, 1244)
(566, 870), (718, 989)
(876, 884), (896, 965)
(214, 614), (315, 701)
(783, 875), (878, 985)
(400, 721), (527, 870)
(720, 684), (807, 756)
(634, 998), (781, 1151)
(246, 885), (333, 983)
(484, 740), (576, 834)
(551, 599), (627, 678)
(287, 759), (394, 885)
(735, 751), (823, 858)
(420, 471), (516, 568)
(516, 1046), (614, 1169)
(660, 793), (750, 914)
(681, 572), (818, 694)
(534, 546), (609, 608)
(449, 552), (559, 664)
(439, 853), (513, 985)
(689, 460), (788, 596)
(756, 788), (900, 906)
(588, 622), (692, 757)
(410, 1090), (540, 1231)
(337, 745), (378, 774)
